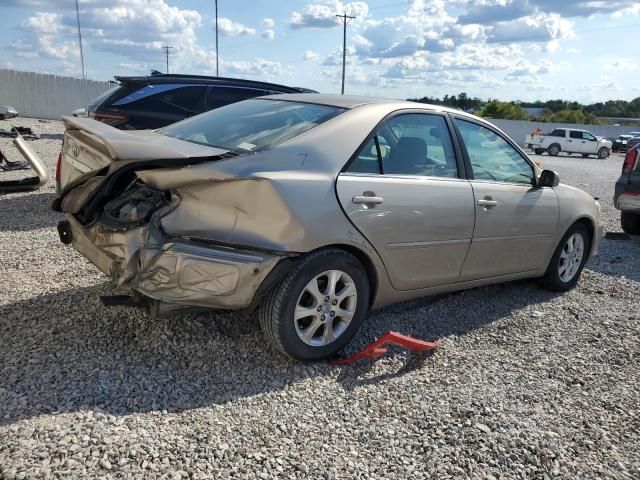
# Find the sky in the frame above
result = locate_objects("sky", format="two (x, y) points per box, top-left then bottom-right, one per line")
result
(1, 0), (640, 103)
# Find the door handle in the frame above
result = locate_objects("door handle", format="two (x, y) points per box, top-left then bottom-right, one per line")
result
(477, 198), (498, 207)
(352, 195), (384, 205)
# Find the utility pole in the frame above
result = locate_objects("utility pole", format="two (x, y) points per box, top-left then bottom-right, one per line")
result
(162, 45), (174, 74)
(74, 0), (86, 79)
(214, 0), (219, 76)
(336, 13), (355, 95)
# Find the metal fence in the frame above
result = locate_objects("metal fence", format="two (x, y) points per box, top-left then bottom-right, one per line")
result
(488, 119), (632, 146)
(0, 69), (111, 120)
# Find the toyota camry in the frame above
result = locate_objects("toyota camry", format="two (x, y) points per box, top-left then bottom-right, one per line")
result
(51, 94), (603, 360)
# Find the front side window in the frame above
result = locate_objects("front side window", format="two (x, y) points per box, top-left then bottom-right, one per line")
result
(455, 119), (534, 185)
(582, 132), (596, 141)
(159, 99), (344, 153)
(347, 113), (458, 178)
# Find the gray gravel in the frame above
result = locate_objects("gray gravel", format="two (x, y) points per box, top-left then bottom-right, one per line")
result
(1, 120), (639, 479)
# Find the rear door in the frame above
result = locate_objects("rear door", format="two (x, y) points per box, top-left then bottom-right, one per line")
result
(336, 111), (476, 291)
(452, 117), (559, 280)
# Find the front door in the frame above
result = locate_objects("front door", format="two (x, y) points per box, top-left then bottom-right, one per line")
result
(452, 118), (560, 280)
(336, 112), (475, 291)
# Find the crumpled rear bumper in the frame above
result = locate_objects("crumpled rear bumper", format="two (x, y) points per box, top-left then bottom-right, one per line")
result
(62, 215), (283, 311)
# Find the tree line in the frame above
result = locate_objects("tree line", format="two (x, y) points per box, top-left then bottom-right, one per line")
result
(407, 93), (640, 125)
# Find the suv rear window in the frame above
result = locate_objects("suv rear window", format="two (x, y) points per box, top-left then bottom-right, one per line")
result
(158, 99), (344, 153)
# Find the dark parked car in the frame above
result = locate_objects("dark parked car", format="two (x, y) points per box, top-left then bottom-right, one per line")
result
(614, 145), (640, 234)
(612, 134), (634, 153)
(85, 73), (315, 130)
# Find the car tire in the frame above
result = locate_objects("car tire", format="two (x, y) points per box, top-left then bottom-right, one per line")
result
(537, 223), (591, 292)
(548, 144), (561, 156)
(621, 211), (640, 235)
(259, 248), (370, 361)
(597, 147), (610, 159)
(534, 148), (545, 155)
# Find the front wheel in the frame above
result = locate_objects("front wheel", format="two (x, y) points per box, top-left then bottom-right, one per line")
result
(597, 147), (610, 159)
(538, 223), (591, 292)
(259, 249), (370, 361)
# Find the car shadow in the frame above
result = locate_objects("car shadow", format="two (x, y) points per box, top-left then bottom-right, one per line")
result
(334, 280), (562, 390)
(583, 237), (640, 283)
(0, 191), (60, 231)
(0, 278), (562, 426)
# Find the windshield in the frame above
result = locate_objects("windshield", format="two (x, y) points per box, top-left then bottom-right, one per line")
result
(158, 99), (344, 152)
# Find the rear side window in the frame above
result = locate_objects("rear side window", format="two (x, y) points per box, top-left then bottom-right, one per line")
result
(206, 87), (269, 110)
(347, 113), (458, 178)
(569, 131), (582, 139)
(112, 84), (206, 114)
(159, 99), (344, 153)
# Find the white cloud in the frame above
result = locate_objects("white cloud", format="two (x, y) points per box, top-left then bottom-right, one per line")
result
(290, 1), (368, 29)
(487, 13), (574, 43)
(261, 29), (275, 39)
(223, 58), (286, 79)
(262, 18), (275, 28)
(303, 50), (322, 61)
(216, 17), (256, 36)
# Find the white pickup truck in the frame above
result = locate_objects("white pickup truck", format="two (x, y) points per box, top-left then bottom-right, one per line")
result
(525, 128), (612, 159)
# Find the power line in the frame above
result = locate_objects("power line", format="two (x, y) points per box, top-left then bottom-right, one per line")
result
(162, 45), (174, 74)
(214, 0), (219, 76)
(74, 0), (85, 80)
(336, 13), (355, 94)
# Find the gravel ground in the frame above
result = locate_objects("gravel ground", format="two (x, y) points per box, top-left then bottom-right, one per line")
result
(1, 119), (639, 479)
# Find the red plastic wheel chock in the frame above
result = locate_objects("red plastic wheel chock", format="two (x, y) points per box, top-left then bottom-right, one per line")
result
(328, 331), (440, 365)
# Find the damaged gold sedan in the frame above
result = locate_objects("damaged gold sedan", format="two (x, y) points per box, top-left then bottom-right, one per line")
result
(52, 94), (602, 360)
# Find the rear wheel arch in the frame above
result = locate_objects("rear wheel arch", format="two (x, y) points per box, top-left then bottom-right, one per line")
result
(314, 243), (378, 307)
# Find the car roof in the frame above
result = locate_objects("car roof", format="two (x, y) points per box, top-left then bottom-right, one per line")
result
(260, 93), (456, 111)
(113, 73), (314, 93)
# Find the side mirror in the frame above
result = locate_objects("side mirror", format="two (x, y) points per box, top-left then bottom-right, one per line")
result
(539, 169), (560, 188)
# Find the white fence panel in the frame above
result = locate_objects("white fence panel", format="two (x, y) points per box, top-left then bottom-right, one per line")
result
(0, 69), (111, 120)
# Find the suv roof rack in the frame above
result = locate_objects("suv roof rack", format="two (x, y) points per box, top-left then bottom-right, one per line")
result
(113, 73), (313, 93)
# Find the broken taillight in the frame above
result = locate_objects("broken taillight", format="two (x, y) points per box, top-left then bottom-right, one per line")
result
(89, 110), (128, 126)
(55, 151), (62, 182)
(622, 148), (638, 174)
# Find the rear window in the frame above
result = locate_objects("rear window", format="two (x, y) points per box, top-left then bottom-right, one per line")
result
(158, 99), (344, 153)
(88, 85), (121, 108)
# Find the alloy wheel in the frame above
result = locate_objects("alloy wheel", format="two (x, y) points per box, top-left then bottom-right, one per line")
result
(558, 233), (585, 282)
(294, 270), (358, 347)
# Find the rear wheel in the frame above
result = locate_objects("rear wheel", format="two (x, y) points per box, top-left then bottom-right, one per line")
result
(621, 211), (640, 235)
(548, 144), (561, 156)
(534, 148), (545, 155)
(597, 147), (610, 159)
(259, 248), (370, 361)
(538, 223), (591, 292)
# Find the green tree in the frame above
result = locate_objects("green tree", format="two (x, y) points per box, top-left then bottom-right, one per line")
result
(478, 100), (529, 120)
